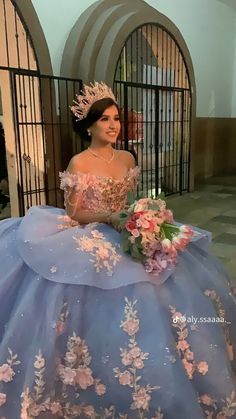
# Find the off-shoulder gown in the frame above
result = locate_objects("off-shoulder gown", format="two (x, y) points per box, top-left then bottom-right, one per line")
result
(0, 167), (235, 419)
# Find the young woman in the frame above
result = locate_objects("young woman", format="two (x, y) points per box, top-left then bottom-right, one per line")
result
(0, 82), (235, 418)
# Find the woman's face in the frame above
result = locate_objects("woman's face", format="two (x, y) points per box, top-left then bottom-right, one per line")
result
(89, 105), (121, 145)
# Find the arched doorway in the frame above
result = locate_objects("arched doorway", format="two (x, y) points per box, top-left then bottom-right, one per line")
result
(61, 0), (195, 196)
(0, 0), (49, 216)
(114, 23), (192, 197)
(0, 0), (81, 216)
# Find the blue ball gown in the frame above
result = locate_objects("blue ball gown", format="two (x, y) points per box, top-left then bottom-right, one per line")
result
(0, 167), (235, 419)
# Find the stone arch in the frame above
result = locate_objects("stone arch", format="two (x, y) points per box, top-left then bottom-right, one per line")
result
(13, 0), (53, 74)
(61, 0), (196, 190)
(61, 0), (195, 95)
(0, 0), (53, 216)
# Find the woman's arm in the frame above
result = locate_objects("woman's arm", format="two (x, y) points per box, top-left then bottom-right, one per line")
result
(66, 201), (112, 225)
(64, 152), (135, 225)
(65, 190), (121, 226)
(64, 155), (115, 225)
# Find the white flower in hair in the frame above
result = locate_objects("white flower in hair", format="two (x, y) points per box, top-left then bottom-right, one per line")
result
(70, 81), (117, 120)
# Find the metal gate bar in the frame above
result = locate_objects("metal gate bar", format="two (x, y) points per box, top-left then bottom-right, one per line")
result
(9, 69), (82, 215)
(114, 23), (192, 197)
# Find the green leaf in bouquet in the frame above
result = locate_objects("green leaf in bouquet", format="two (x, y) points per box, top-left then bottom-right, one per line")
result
(156, 191), (166, 199)
(120, 230), (131, 252)
(160, 222), (180, 240)
(121, 241), (131, 253)
(127, 191), (136, 205)
(135, 235), (143, 250)
(130, 244), (143, 261)
(119, 211), (129, 219)
(117, 211), (130, 229)
(127, 190), (146, 206)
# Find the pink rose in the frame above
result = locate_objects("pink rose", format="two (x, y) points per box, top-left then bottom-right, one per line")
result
(0, 364), (14, 382)
(163, 209), (174, 223)
(131, 229), (140, 238)
(140, 219), (150, 229)
(122, 319), (140, 336)
(75, 367), (94, 389)
(152, 221), (159, 233)
(125, 221), (137, 232)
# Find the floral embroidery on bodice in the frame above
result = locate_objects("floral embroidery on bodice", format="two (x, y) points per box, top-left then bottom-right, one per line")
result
(59, 166), (140, 213)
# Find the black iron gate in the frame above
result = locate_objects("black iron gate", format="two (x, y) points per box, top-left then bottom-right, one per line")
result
(114, 23), (192, 197)
(10, 69), (82, 214)
(0, 0), (83, 216)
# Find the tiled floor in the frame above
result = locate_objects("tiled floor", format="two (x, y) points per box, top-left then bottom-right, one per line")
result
(1, 175), (235, 282)
(166, 176), (236, 283)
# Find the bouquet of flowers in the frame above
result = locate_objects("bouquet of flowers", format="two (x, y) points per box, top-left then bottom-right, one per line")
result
(118, 197), (193, 276)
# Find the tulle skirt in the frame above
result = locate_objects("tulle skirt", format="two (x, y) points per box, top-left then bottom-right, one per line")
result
(0, 206), (235, 419)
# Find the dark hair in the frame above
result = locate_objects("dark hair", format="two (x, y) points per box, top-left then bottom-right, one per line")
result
(72, 97), (119, 143)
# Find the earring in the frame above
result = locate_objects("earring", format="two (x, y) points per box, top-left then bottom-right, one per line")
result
(87, 130), (91, 136)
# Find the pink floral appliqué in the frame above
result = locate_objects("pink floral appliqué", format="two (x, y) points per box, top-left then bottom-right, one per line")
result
(57, 214), (79, 230)
(0, 348), (21, 408)
(73, 229), (121, 276)
(170, 306), (209, 379)
(21, 335), (107, 418)
(199, 390), (236, 418)
(204, 288), (235, 362)
(114, 298), (163, 416)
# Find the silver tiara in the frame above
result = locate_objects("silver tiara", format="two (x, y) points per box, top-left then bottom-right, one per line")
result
(70, 81), (117, 120)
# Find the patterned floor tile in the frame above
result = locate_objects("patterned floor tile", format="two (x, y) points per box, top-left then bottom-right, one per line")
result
(211, 215), (236, 225)
(210, 243), (236, 259)
(213, 233), (236, 245)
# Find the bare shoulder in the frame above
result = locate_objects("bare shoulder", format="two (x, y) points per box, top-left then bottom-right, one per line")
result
(66, 151), (88, 173)
(116, 149), (136, 169)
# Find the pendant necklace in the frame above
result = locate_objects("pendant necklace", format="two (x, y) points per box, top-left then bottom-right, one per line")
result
(88, 147), (115, 164)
